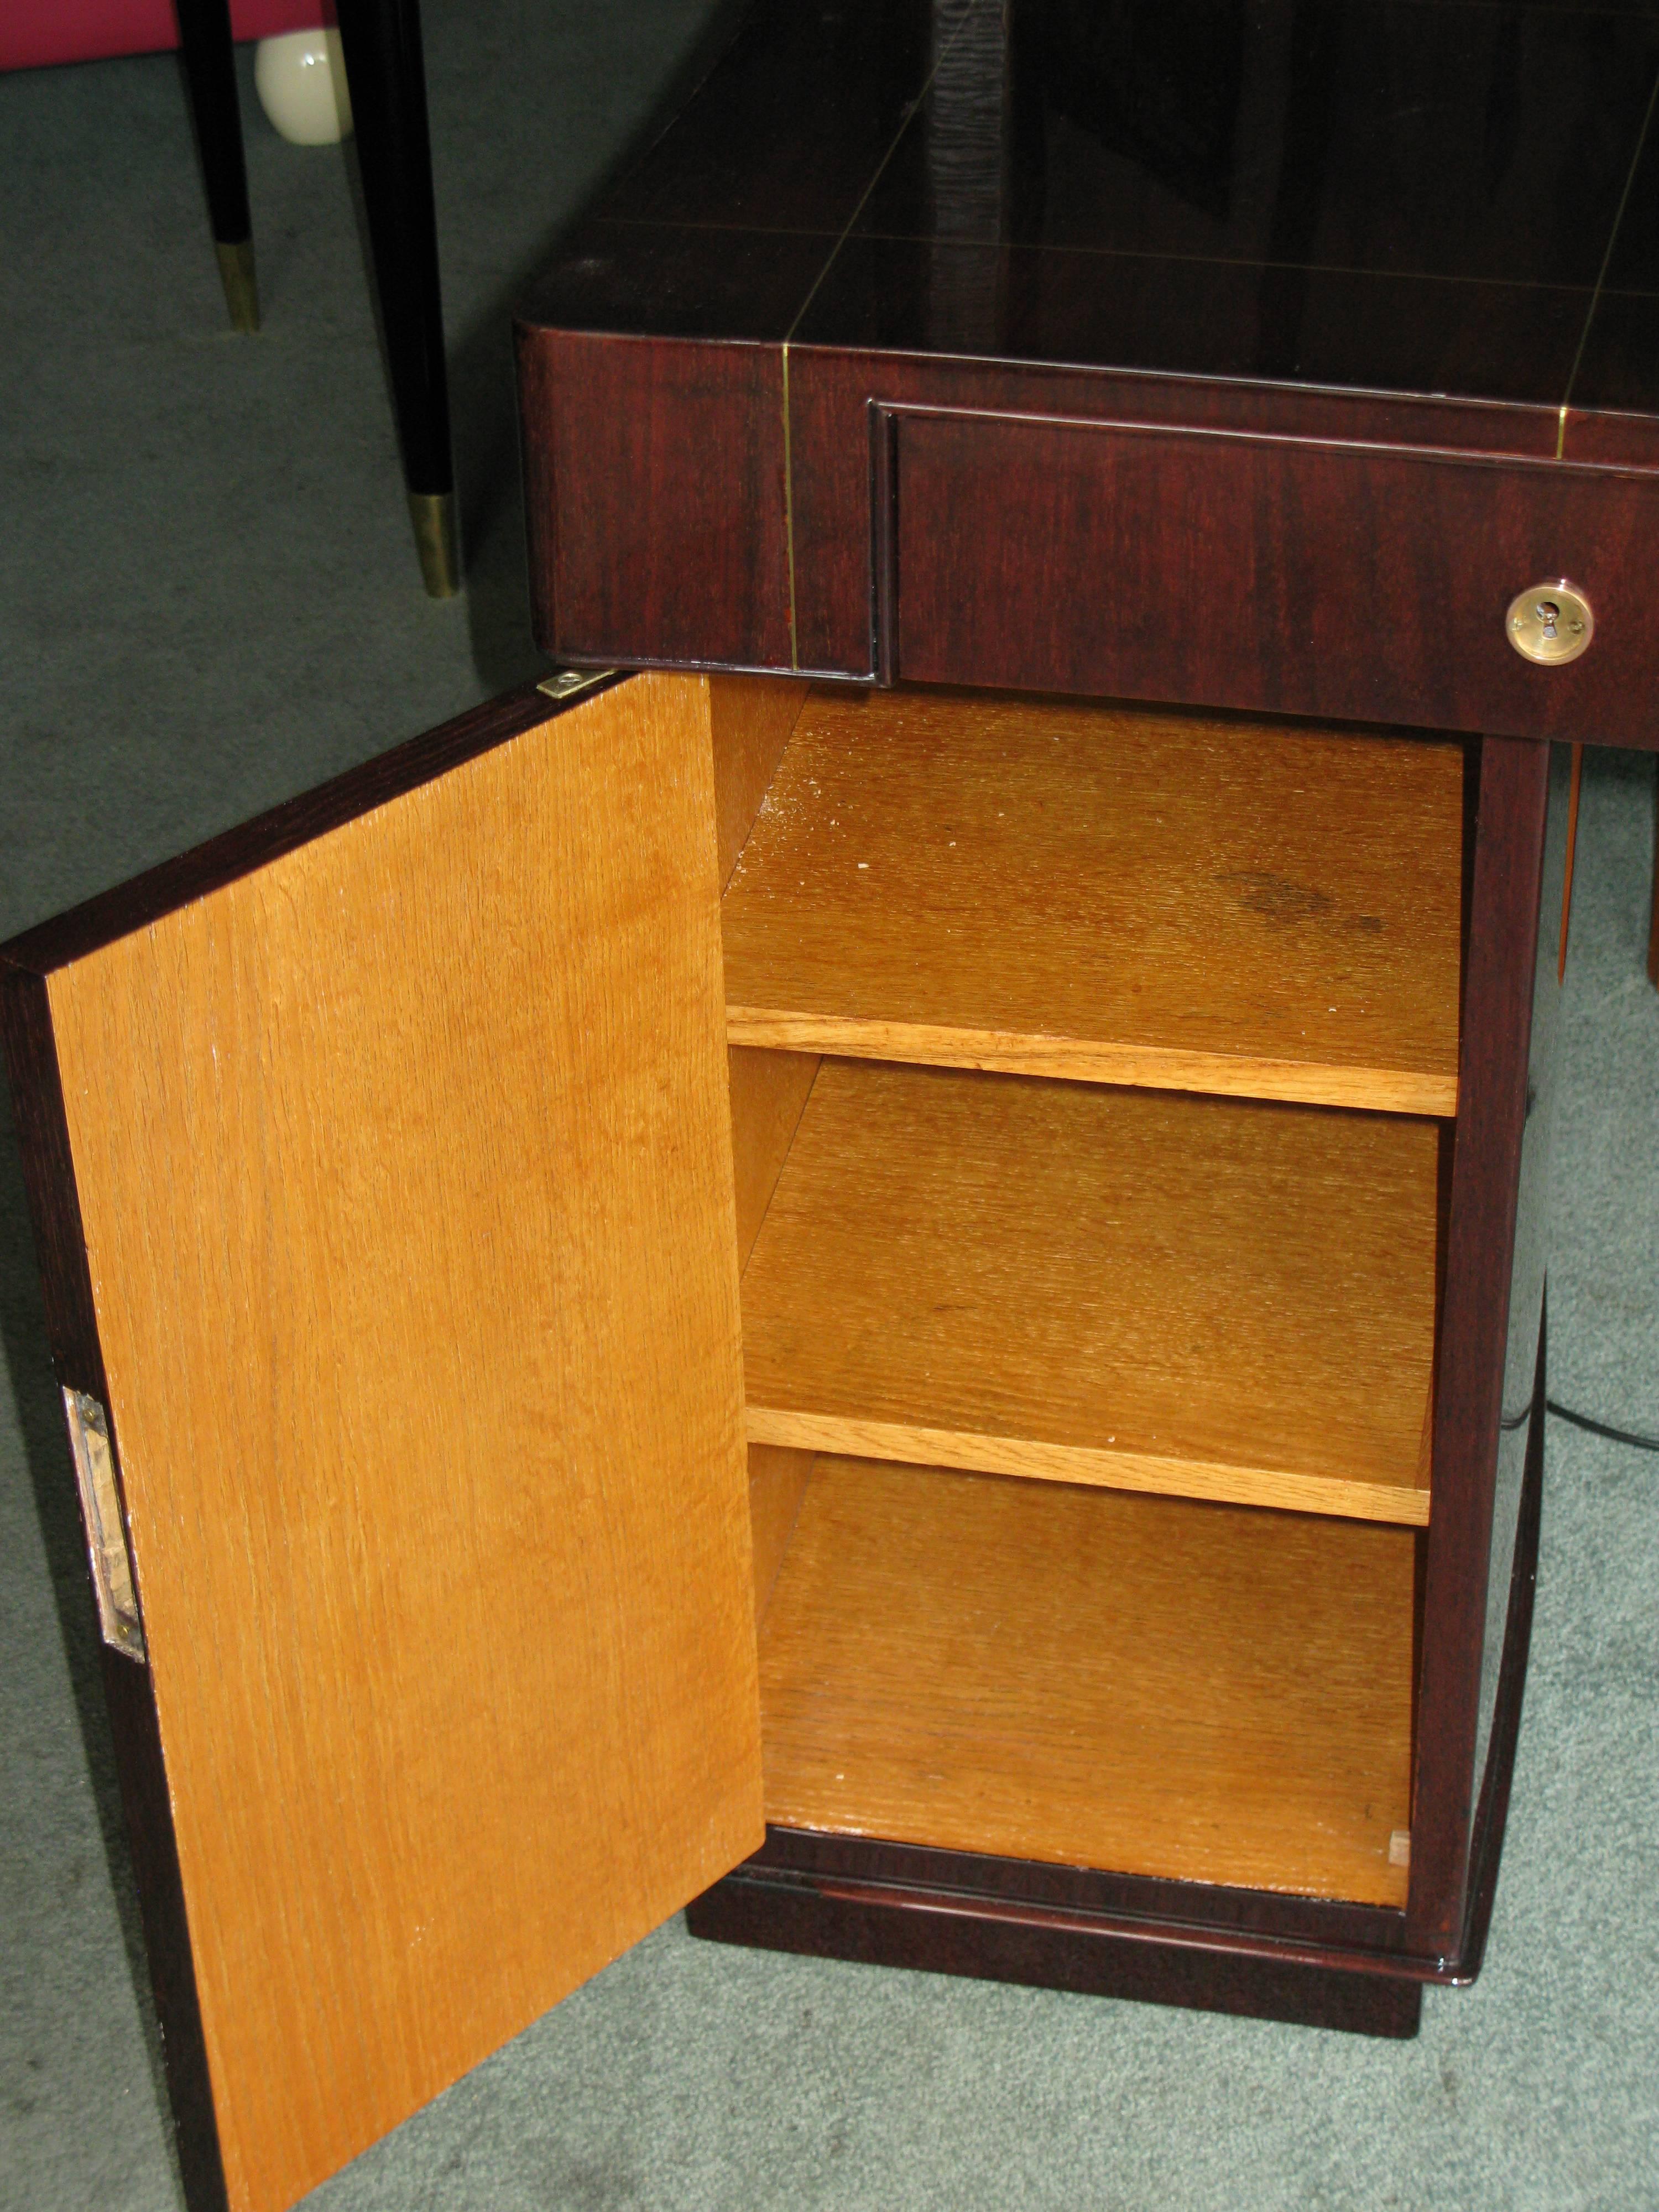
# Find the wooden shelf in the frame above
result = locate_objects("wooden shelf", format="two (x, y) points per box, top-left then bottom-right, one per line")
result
(722, 687), (1463, 1115)
(759, 1456), (1417, 1906)
(741, 1060), (1438, 1525)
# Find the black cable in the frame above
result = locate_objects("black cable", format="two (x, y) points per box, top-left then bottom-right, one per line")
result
(1546, 1399), (1659, 1454)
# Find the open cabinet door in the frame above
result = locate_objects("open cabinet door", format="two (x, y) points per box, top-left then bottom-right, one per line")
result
(1, 674), (763, 2212)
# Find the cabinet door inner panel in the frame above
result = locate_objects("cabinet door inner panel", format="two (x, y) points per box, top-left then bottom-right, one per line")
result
(39, 674), (762, 2212)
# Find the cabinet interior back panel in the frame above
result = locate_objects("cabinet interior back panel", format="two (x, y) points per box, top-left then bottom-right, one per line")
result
(742, 1059), (1438, 1524)
(721, 687), (1464, 1114)
(759, 1456), (1416, 1907)
(44, 676), (762, 2212)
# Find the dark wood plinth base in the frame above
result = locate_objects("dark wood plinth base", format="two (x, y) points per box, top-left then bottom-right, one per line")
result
(686, 1877), (1423, 2039)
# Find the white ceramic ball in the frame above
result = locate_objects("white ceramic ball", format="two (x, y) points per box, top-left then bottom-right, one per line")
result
(254, 30), (353, 147)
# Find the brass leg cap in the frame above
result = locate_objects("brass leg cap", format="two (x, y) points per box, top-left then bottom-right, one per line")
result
(215, 240), (260, 334)
(408, 491), (461, 598)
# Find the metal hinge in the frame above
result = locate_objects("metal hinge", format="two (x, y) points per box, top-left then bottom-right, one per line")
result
(537, 667), (616, 703)
(63, 1389), (147, 1665)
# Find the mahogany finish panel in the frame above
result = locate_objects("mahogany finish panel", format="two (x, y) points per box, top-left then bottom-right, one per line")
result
(722, 685), (1463, 1114)
(687, 1874), (1423, 2038)
(20, 675), (763, 2212)
(889, 409), (1659, 749)
(518, 331), (794, 673)
(741, 1059), (1439, 1525)
(757, 1457), (1417, 1905)
(519, 326), (1579, 683)
(1, 969), (231, 2212)
(1408, 738), (1555, 1955)
(514, 0), (1659, 687)
(788, 349), (1563, 678)
(736, 1821), (1408, 1959)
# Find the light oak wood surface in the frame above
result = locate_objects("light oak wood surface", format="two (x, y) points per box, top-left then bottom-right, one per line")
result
(759, 1457), (1416, 1905)
(709, 673), (810, 888)
(741, 1060), (1438, 1525)
(746, 1444), (815, 1626)
(722, 687), (1463, 1114)
(49, 675), (762, 2212)
(728, 1045), (820, 1266)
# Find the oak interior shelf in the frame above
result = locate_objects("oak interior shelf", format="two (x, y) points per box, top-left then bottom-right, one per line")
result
(758, 1455), (1417, 1907)
(721, 687), (1465, 1116)
(740, 1058), (1439, 1526)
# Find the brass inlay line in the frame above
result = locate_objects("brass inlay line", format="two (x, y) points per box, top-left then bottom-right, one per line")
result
(776, 9), (985, 675)
(1561, 61), (1659, 411)
(782, 341), (799, 672)
(783, 15), (978, 347)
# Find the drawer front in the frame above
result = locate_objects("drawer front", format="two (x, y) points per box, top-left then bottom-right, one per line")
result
(884, 408), (1659, 747)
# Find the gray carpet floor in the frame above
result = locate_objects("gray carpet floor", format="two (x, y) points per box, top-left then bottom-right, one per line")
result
(3, 10), (1658, 2208)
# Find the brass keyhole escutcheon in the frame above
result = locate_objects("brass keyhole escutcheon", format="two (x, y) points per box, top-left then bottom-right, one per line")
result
(1506, 580), (1593, 666)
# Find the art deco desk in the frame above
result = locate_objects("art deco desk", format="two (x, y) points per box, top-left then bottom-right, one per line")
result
(6, 4), (1659, 2209)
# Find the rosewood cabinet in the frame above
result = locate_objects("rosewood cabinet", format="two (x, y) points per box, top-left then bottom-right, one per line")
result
(9, 1), (1659, 2208)
(0, 665), (1572, 2212)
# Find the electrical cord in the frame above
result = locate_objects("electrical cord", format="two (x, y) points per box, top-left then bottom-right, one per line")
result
(1547, 1399), (1659, 1454)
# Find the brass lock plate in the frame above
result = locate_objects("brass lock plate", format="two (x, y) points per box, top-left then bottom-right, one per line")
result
(1506, 581), (1593, 666)
(63, 1388), (146, 1663)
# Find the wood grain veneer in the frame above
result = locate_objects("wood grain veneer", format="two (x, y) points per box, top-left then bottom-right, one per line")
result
(758, 1457), (1416, 1906)
(722, 687), (1463, 1114)
(709, 1319), (1543, 2005)
(741, 1060), (1438, 1525)
(786, 352), (1563, 678)
(709, 673), (810, 888)
(519, 331), (795, 674)
(746, 1444), (815, 1627)
(885, 408), (1659, 750)
(727, 1046), (820, 1266)
(42, 674), (763, 2212)
(2, 681), (592, 2212)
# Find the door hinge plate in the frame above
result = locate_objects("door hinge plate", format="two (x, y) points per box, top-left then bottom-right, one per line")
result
(537, 667), (616, 704)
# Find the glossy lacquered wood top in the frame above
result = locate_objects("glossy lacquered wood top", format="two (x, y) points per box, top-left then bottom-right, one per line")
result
(520, 0), (1659, 416)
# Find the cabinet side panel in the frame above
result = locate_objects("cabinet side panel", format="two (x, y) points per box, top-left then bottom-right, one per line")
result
(1473, 744), (1570, 1788)
(1408, 736), (1551, 1957)
(0, 964), (229, 2212)
(44, 675), (762, 2212)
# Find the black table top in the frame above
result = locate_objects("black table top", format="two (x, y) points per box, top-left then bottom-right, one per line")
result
(520, 0), (1659, 415)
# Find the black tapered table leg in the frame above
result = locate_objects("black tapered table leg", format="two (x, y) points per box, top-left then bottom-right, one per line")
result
(174, 0), (259, 332)
(332, 0), (458, 596)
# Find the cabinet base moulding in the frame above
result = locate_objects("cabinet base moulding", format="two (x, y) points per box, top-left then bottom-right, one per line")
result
(685, 1875), (1425, 2039)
